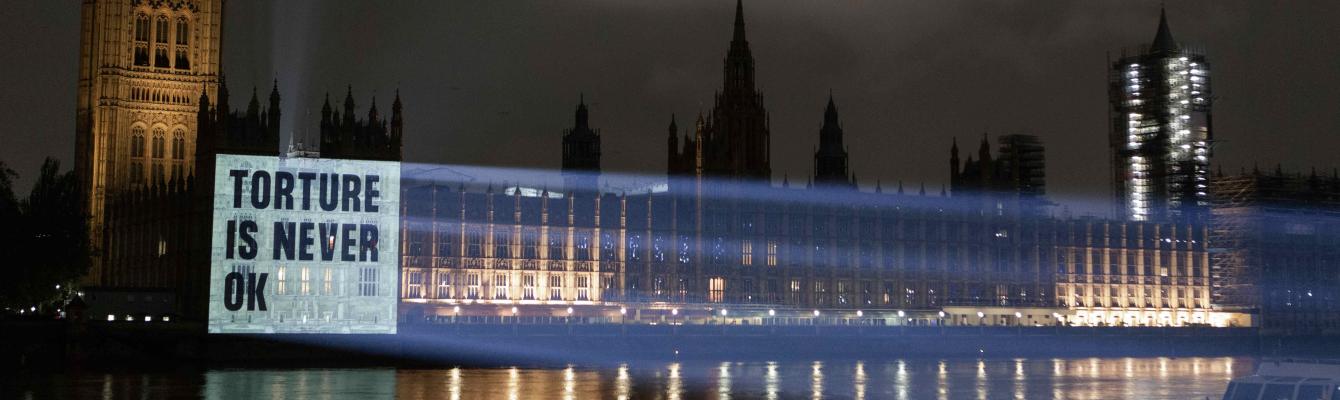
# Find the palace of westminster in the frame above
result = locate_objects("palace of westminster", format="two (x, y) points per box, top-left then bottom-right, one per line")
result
(75, 0), (1339, 331)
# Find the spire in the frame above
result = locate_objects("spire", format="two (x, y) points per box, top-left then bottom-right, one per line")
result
(216, 74), (230, 118)
(197, 86), (210, 111)
(1150, 6), (1179, 54)
(949, 136), (961, 181)
(977, 132), (992, 164)
(733, 0), (746, 43)
(575, 93), (589, 129)
(723, 0), (755, 95)
(246, 86), (260, 118)
(824, 91), (839, 126)
(320, 92), (332, 123)
(267, 79), (281, 132)
(368, 96), (379, 123)
(667, 114), (678, 154)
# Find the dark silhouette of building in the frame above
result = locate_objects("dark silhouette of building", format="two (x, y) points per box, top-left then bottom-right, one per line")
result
(319, 87), (404, 161)
(1210, 167), (1340, 332)
(668, 0), (771, 184)
(949, 134), (1048, 215)
(812, 94), (856, 190)
(562, 96), (602, 192)
(1109, 8), (1212, 222)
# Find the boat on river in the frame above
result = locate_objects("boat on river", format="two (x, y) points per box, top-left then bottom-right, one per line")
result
(1221, 359), (1340, 400)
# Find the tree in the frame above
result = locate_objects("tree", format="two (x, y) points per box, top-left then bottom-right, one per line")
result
(0, 161), (16, 224)
(0, 158), (90, 311)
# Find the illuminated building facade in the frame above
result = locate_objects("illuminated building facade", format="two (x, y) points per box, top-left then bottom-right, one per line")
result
(398, 178), (1249, 327)
(1210, 169), (1340, 332)
(76, 0), (225, 281)
(396, 1), (1240, 328)
(1109, 9), (1212, 222)
(78, 0), (405, 320)
(100, 80), (282, 307)
(1054, 218), (1246, 327)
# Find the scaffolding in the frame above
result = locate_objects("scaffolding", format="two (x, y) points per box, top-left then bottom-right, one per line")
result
(1209, 170), (1340, 330)
(1208, 175), (1257, 310)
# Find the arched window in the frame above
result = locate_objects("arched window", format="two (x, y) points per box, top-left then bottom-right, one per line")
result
(133, 14), (150, 66)
(172, 129), (186, 160)
(135, 14), (150, 42)
(174, 17), (191, 70)
(130, 127), (146, 158)
(154, 16), (170, 67)
(152, 128), (166, 159)
(154, 16), (168, 43)
(129, 126), (145, 184)
(175, 18), (189, 45)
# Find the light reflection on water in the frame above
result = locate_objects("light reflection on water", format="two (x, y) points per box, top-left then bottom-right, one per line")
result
(16, 357), (1252, 400)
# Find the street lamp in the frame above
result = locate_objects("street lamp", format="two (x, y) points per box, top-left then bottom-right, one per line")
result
(671, 308), (679, 316)
(856, 310), (863, 317)
(620, 307), (627, 315)
(897, 310), (906, 318)
(567, 307), (574, 315)
(813, 310), (821, 317)
(768, 309), (776, 317)
(720, 309), (728, 316)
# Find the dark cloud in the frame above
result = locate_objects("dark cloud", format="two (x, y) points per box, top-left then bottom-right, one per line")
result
(3, 1), (1339, 216)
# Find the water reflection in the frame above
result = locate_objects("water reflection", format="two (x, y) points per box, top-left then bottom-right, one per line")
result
(11, 357), (1254, 400)
(810, 361), (824, 399)
(615, 364), (629, 400)
(764, 361), (778, 400)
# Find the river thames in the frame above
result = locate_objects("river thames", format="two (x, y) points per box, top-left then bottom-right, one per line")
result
(13, 356), (1250, 399)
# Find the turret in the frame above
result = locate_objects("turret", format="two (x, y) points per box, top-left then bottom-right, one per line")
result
(391, 90), (404, 158)
(667, 114), (679, 175)
(267, 79), (281, 134)
(562, 95), (601, 193)
(1149, 7), (1179, 54)
(949, 137), (961, 190)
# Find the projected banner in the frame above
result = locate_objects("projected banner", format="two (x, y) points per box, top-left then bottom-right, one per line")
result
(208, 154), (400, 334)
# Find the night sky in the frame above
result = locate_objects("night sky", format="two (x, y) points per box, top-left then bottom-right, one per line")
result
(2, 1), (1338, 216)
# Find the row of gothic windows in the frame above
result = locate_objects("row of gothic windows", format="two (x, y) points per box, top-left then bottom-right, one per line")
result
(127, 161), (182, 185)
(132, 13), (190, 69)
(129, 127), (187, 184)
(130, 127), (186, 160)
